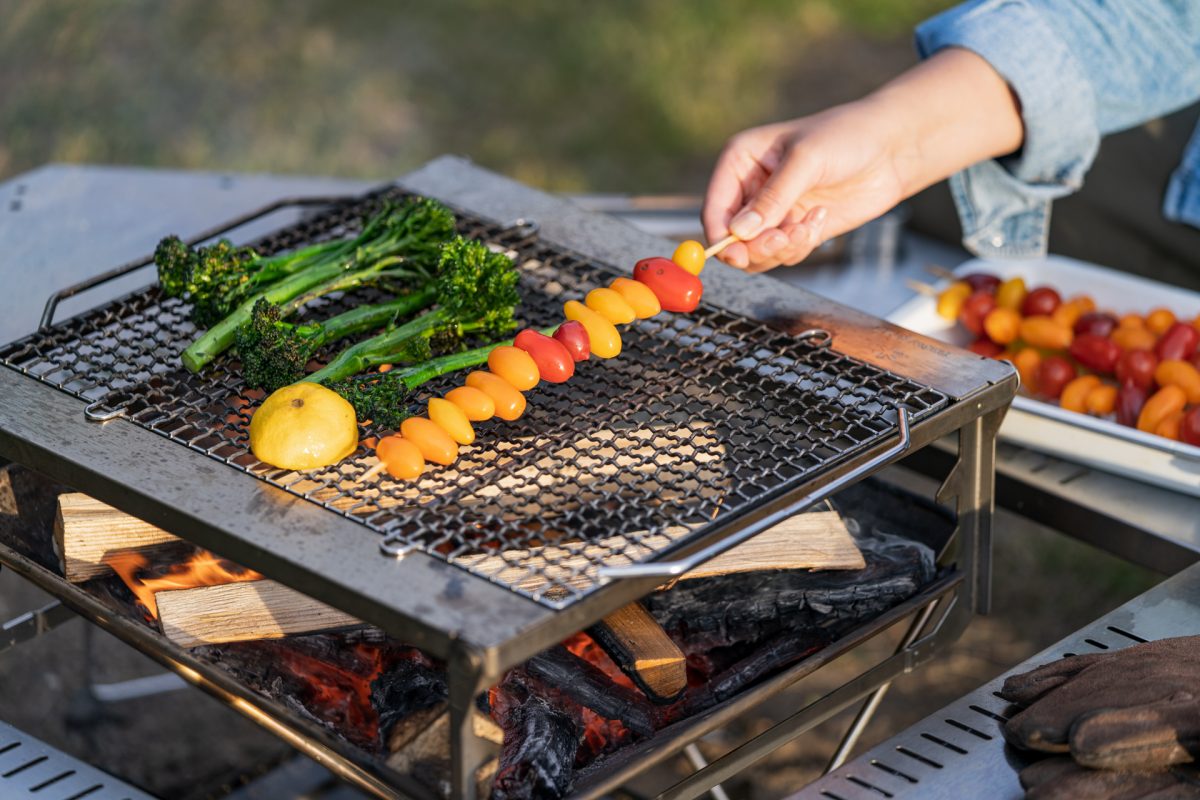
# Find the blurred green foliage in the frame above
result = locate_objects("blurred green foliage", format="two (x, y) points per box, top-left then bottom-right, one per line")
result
(0, 0), (953, 190)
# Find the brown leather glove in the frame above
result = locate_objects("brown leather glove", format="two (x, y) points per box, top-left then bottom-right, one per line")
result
(1018, 757), (1200, 800)
(999, 636), (1200, 771)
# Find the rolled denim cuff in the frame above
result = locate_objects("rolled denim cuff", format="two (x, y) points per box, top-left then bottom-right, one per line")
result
(1164, 122), (1200, 229)
(916, 0), (1101, 257)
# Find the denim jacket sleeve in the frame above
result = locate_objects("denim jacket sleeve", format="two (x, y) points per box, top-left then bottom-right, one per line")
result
(915, 0), (1200, 258)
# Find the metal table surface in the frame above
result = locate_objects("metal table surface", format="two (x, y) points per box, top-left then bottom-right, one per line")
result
(794, 558), (1200, 800)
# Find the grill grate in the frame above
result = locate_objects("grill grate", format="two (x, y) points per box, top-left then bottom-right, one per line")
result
(0, 188), (947, 608)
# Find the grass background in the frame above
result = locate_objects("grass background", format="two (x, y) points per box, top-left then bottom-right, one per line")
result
(0, 0), (953, 190)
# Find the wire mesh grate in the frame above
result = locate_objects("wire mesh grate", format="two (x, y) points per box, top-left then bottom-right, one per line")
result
(0, 189), (948, 608)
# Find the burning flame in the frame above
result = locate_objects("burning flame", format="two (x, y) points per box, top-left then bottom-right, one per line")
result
(104, 550), (263, 619)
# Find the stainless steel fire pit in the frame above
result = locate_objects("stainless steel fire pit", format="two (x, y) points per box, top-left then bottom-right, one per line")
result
(0, 157), (1016, 799)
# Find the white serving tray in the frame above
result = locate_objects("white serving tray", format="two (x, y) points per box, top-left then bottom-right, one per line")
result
(887, 255), (1200, 496)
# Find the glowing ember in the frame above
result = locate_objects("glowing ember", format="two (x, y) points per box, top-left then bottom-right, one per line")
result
(104, 549), (262, 619)
(273, 641), (387, 746)
(559, 633), (636, 762)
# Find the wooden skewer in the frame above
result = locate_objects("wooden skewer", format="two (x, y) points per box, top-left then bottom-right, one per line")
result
(905, 278), (938, 297)
(360, 461), (387, 482)
(704, 234), (739, 259)
(925, 264), (957, 281)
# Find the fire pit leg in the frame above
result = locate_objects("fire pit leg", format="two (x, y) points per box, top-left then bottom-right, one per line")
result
(449, 642), (497, 800)
(1, 598), (75, 653)
(823, 599), (941, 773)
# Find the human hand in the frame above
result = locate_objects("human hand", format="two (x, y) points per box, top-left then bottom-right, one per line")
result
(702, 100), (906, 273)
(702, 49), (1024, 273)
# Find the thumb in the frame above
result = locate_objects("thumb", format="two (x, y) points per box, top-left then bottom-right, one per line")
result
(728, 149), (820, 240)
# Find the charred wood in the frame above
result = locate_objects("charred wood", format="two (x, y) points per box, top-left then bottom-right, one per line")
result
(491, 671), (579, 800)
(524, 646), (656, 737)
(644, 531), (935, 653)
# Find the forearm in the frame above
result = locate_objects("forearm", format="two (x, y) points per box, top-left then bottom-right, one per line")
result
(867, 47), (1024, 198)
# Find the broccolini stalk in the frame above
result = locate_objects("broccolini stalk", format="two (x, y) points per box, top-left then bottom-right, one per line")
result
(303, 237), (521, 386)
(320, 328), (555, 429)
(236, 291), (437, 391)
(177, 199), (456, 373)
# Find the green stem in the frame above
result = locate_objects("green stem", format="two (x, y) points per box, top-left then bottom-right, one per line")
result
(305, 308), (452, 384)
(278, 257), (417, 317)
(299, 289), (437, 350)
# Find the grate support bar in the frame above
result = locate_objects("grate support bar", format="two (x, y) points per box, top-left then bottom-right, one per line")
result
(0, 598), (75, 654)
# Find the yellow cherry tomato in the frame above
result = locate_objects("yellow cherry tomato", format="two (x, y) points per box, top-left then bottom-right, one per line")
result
(564, 300), (621, 358)
(399, 417), (458, 466)
(376, 435), (424, 480)
(487, 345), (540, 391)
(609, 277), (661, 318)
(936, 281), (972, 321)
(465, 371), (526, 421)
(671, 240), (706, 275)
(445, 386), (495, 422)
(995, 277), (1027, 311)
(428, 397), (475, 446)
(585, 287), (636, 325)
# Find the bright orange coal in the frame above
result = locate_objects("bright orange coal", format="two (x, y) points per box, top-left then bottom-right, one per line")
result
(274, 641), (387, 747)
(563, 632), (636, 691)
(104, 550), (263, 619)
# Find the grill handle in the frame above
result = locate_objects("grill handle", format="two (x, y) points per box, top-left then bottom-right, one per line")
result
(39, 193), (363, 331)
(597, 408), (911, 581)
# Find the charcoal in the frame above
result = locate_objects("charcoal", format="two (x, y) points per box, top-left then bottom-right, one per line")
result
(644, 530), (935, 653)
(492, 672), (579, 800)
(524, 645), (655, 737)
(370, 649), (447, 746)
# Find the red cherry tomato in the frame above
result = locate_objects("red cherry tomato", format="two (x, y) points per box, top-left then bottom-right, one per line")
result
(968, 337), (1004, 357)
(1182, 407), (1200, 447)
(1117, 384), (1149, 428)
(513, 329), (574, 383)
(1068, 334), (1121, 374)
(962, 273), (1002, 293)
(1115, 349), (1159, 392)
(1155, 322), (1200, 362)
(552, 320), (590, 362)
(1021, 287), (1062, 317)
(958, 291), (996, 337)
(1073, 312), (1118, 339)
(1036, 355), (1076, 400)
(633, 257), (703, 313)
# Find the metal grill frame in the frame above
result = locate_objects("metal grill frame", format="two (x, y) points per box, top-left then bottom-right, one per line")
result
(0, 158), (1018, 799)
(2, 187), (948, 611)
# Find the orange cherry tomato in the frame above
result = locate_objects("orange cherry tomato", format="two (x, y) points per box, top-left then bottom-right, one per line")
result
(983, 307), (1021, 345)
(1146, 308), (1177, 336)
(1119, 314), (1146, 329)
(1067, 295), (1096, 314)
(1051, 300), (1085, 330)
(487, 345), (539, 391)
(1154, 360), (1200, 403)
(445, 386), (495, 422)
(609, 277), (661, 318)
(1019, 316), (1073, 350)
(1060, 375), (1101, 413)
(1085, 383), (1118, 416)
(428, 397), (475, 446)
(671, 240), (707, 275)
(1193, 314), (1200, 333)
(564, 300), (622, 358)
(1137, 385), (1187, 434)
(465, 371), (526, 421)
(937, 282), (972, 321)
(1111, 325), (1157, 352)
(585, 287), (636, 325)
(399, 417), (458, 466)
(995, 277), (1027, 311)
(1156, 410), (1185, 441)
(1012, 348), (1042, 394)
(376, 435), (424, 480)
